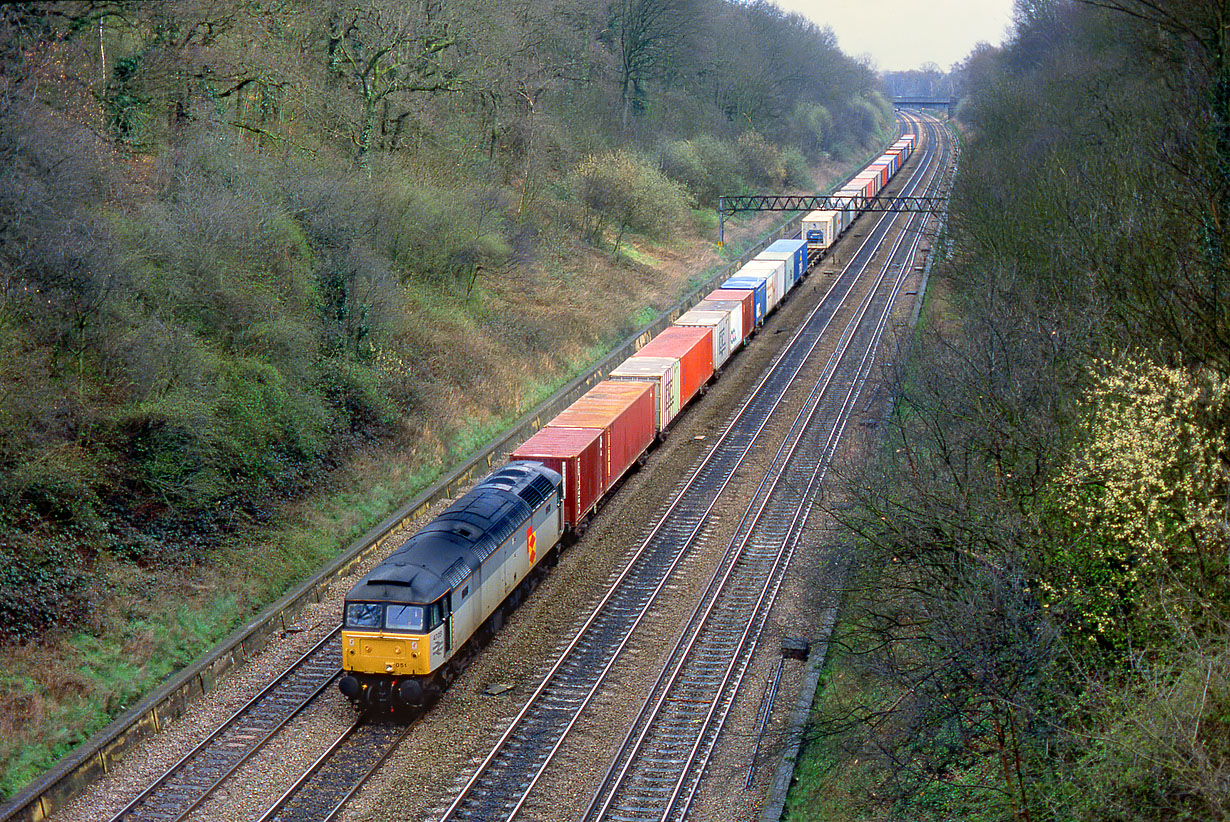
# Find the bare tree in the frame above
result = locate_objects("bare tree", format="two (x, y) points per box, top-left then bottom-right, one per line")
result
(328, 0), (465, 166)
(604, 0), (696, 128)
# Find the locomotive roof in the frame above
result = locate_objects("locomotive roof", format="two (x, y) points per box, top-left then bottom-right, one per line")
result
(345, 462), (561, 606)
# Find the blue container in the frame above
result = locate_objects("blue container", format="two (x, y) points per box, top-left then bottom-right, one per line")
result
(759, 238), (809, 287)
(720, 276), (768, 327)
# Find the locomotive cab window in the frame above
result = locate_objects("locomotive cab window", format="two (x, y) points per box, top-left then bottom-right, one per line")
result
(345, 602), (381, 629)
(426, 599), (446, 629)
(385, 604), (425, 632)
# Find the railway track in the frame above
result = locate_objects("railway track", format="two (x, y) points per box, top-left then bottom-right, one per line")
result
(83, 113), (949, 822)
(435, 114), (949, 822)
(108, 633), (341, 822)
(256, 719), (410, 822)
(583, 121), (947, 822)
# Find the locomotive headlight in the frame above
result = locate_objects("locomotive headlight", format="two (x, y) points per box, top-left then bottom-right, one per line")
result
(386, 663), (394, 672)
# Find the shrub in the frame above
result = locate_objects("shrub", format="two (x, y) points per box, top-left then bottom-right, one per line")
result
(658, 136), (747, 205)
(785, 101), (833, 160)
(735, 132), (786, 188)
(317, 358), (396, 435)
(379, 181), (513, 294)
(570, 149), (693, 252)
(691, 135), (742, 198)
(1, 445), (105, 532)
(658, 140), (707, 197)
(781, 147), (812, 189)
(0, 540), (88, 641)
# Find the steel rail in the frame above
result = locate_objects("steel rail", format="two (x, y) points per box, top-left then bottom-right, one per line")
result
(672, 129), (947, 822)
(437, 242), (868, 821)
(255, 719), (411, 822)
(670, 138), (947, 822)
(745, 659), (783, 790)
(107, 631), (341, 822)
(586, 111), (948, 820)
(439, 213), (904, 821)
(672, 114), (953, 821)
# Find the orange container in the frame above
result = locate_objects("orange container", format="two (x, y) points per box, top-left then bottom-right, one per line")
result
(548, 380), (656, 493)
(634, 326), (714, 407)
(511, 426), (605, 528)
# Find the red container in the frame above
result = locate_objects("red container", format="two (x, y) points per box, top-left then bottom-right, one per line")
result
(707, 288), (755, 335)
(511, 426), (605, 528)
(548, 380), (656, 490)
(633, 325), (714, 406)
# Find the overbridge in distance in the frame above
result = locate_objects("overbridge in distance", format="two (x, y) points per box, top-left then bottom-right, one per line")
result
(893, 96), (958, 117)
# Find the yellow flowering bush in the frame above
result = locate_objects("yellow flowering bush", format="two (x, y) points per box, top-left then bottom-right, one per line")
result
(1051, 354), (1229, 647)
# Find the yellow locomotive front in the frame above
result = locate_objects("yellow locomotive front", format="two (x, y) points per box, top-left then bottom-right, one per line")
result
(341, 601), (447, 676)
(339, 595), (452, 706)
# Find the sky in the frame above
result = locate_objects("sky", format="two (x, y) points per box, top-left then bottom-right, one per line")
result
(772, 0), (1017, 73)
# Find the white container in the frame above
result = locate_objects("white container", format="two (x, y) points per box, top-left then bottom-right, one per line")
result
(694, 299), (746, 348)
(802, 209), (840, 251)
(609, 355), (682, 433)
(853, 170), (881, 197)
(733, 264), (776, 310)
(674, 308), (733, 368)
(738, 258), (787, 310)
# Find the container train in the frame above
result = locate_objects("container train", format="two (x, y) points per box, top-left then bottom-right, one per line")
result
(337, 132), (916, 710)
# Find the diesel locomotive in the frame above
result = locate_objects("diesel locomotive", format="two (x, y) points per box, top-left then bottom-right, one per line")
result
(339, 461), (564, 708)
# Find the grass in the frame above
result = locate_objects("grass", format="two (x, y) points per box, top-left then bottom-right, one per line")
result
(0, 582), (242, 798)
(618, 243), (662, 268)
(783, 620), (882, 822)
